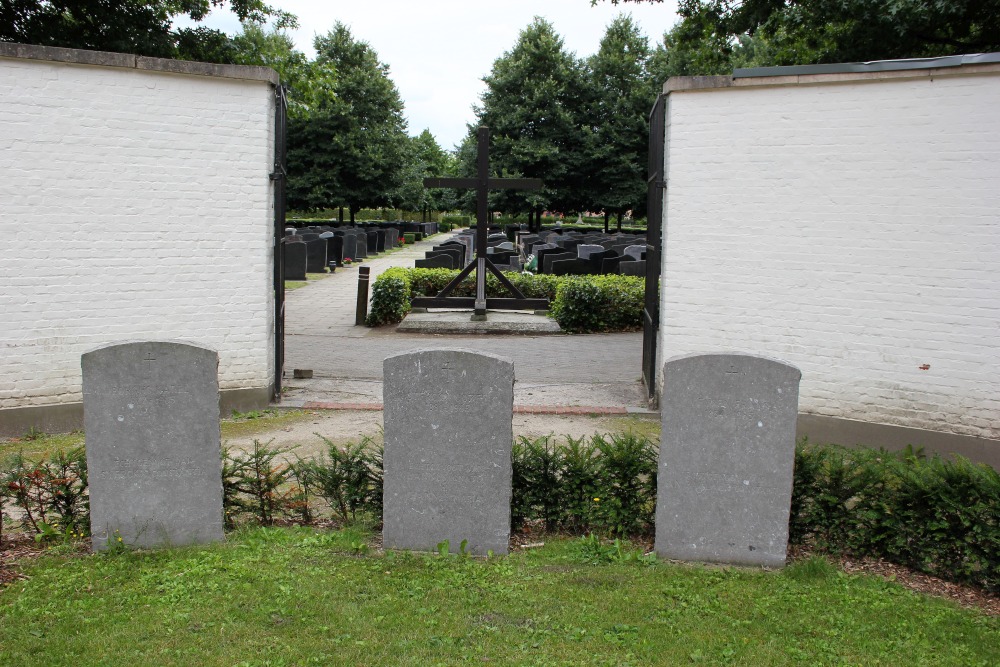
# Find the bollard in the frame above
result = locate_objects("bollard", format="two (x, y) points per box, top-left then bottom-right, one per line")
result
(355, 266), (371, 326)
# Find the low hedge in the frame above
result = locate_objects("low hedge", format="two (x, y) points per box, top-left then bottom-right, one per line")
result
(6, 437), (996, 592)
(365, 267), (644, 332)
(441, 214), (469, 228)
(791, 442), (1000, 592)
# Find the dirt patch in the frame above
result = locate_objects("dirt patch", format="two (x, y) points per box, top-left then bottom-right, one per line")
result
(0, 534), (44, 588)
(221, 410), (660, 459)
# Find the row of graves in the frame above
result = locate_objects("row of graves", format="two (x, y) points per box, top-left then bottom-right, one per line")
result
(412, 227), (649, 276)
(519, 229), (648, 276)
(81, 341), (801, 569)
(413, 229), (520, 272)
(282, 221), (440, 280)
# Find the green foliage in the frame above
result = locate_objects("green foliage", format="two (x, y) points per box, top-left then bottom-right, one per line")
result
(639, 0), (1000, 78)
(512, 433), (657, 536)
(549, 275), (645, 333)
(0, 0), (297, 61)
(365, 267), (412, 326)
(1, 447), (89, 539)
(590, 434), (658, 536)
(395, 130), (457, 214)
(403, 233), (416, 244)
(441, 215), (470, 227)
(472, 18), (593, 219)
(222, 440), (298, 526)
(5, 526), (996, 665)
(791, 442), (1000, 592)
(287, 23), (409, 217)
(587, 15), (652, 220)
(300, 436), (383, 523)
(366, 268), (640, 332)
(573, 533), (656, 565)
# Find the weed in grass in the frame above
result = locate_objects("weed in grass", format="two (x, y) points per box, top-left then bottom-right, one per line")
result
(230, 409), (275, 421)
(785, 555), (839, 583)
(23, 426), (45, 441)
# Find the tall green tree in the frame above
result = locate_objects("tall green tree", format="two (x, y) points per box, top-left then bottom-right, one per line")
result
(0, 0), (296, 61)
(394, 130), (455, 220)
(588, 15), (653, 231)
(286, 23), (409, 219)
(475, 18), (591, 230)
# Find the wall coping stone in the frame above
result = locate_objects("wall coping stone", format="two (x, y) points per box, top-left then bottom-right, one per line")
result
(0, 42), (279, 85)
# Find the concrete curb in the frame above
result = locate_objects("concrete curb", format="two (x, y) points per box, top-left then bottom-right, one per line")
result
(282, 400), (657, 416)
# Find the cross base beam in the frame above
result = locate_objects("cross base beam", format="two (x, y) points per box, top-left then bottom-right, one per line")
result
(410, 297), (550, 310)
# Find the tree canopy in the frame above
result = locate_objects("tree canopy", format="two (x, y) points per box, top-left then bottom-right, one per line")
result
(0, 0), (297, 60)
(285, 24), (410, 219)
(471, 17), (592, 224)
(601, 1), (1000, 71)
(587, 15), (652, 226)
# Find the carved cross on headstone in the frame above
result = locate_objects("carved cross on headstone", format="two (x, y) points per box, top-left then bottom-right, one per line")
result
(419, 126), (548, 318)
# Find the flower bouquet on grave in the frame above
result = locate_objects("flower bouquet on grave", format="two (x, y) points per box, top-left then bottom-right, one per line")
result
(343, 257), (353, 265)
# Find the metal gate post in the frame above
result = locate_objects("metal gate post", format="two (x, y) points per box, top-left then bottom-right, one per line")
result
(642, 94), (667, 402)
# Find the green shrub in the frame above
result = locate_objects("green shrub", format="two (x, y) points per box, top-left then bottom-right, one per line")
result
(1, 447), (89, 539)
(590, 433), (657, 535)
(403, 233), (415, 244)
(441, 214), (470, 228)
(511, 433), (656, 536)
(790, 442), (1000, 593)
(549, 275), (645, 333)
(367, 268), (640, 332)
(301, 436), (383, 523)
(438, 221), (452, 233)
(365, 268), (411, 326)
(222, 440), (299, 526)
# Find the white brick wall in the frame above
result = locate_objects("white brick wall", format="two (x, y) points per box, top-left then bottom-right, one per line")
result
(0, 55), (276, 410)
(660, 71), (1000, 440)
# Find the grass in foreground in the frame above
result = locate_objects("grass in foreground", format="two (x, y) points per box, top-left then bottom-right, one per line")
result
(1, 527), (996, 666)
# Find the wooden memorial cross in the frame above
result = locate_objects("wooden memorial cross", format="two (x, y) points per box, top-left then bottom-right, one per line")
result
(418, 126), (548, 318)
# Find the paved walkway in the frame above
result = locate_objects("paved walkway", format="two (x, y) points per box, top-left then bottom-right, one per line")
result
(282, 230), (649, 411)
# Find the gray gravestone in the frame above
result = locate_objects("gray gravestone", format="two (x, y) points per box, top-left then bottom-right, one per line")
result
(383, 349), (514, 556)
(655, 353), (801, 567)
(82, 341), (224, 551)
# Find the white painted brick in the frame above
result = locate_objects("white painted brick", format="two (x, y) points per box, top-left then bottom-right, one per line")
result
(659, 72), (1000, 441)
(1, 57), (276, 411)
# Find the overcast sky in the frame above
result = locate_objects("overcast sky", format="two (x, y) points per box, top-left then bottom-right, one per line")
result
(192, 1), (681, 149)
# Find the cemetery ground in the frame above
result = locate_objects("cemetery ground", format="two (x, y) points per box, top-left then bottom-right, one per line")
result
(1, 525), (998, 666)
(2, 233), (998, 663)
(2, 410), (999, 666)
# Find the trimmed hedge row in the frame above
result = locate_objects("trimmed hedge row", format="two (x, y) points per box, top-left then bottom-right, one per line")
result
(365, 267), (645, 333)
(2, 438), (998, 591)
(791, 442), (1000, 592)
(440, 214), (470, 228)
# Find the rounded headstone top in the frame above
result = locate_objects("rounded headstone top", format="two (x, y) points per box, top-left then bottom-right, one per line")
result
(662, 352), (801, 382)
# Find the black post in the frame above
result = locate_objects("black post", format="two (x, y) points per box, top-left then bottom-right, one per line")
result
(355, 266), (371, 326)
(474, 127), (490, 317)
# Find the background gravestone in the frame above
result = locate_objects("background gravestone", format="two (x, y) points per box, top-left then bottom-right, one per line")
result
(283, 241), (307, 280)
(383, 349), (514, 555)
(82, 341), (224, 551)
(655, 353), (801, 567)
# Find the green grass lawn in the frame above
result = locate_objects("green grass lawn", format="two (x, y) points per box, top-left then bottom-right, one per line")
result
(1, 527), (996, 666)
